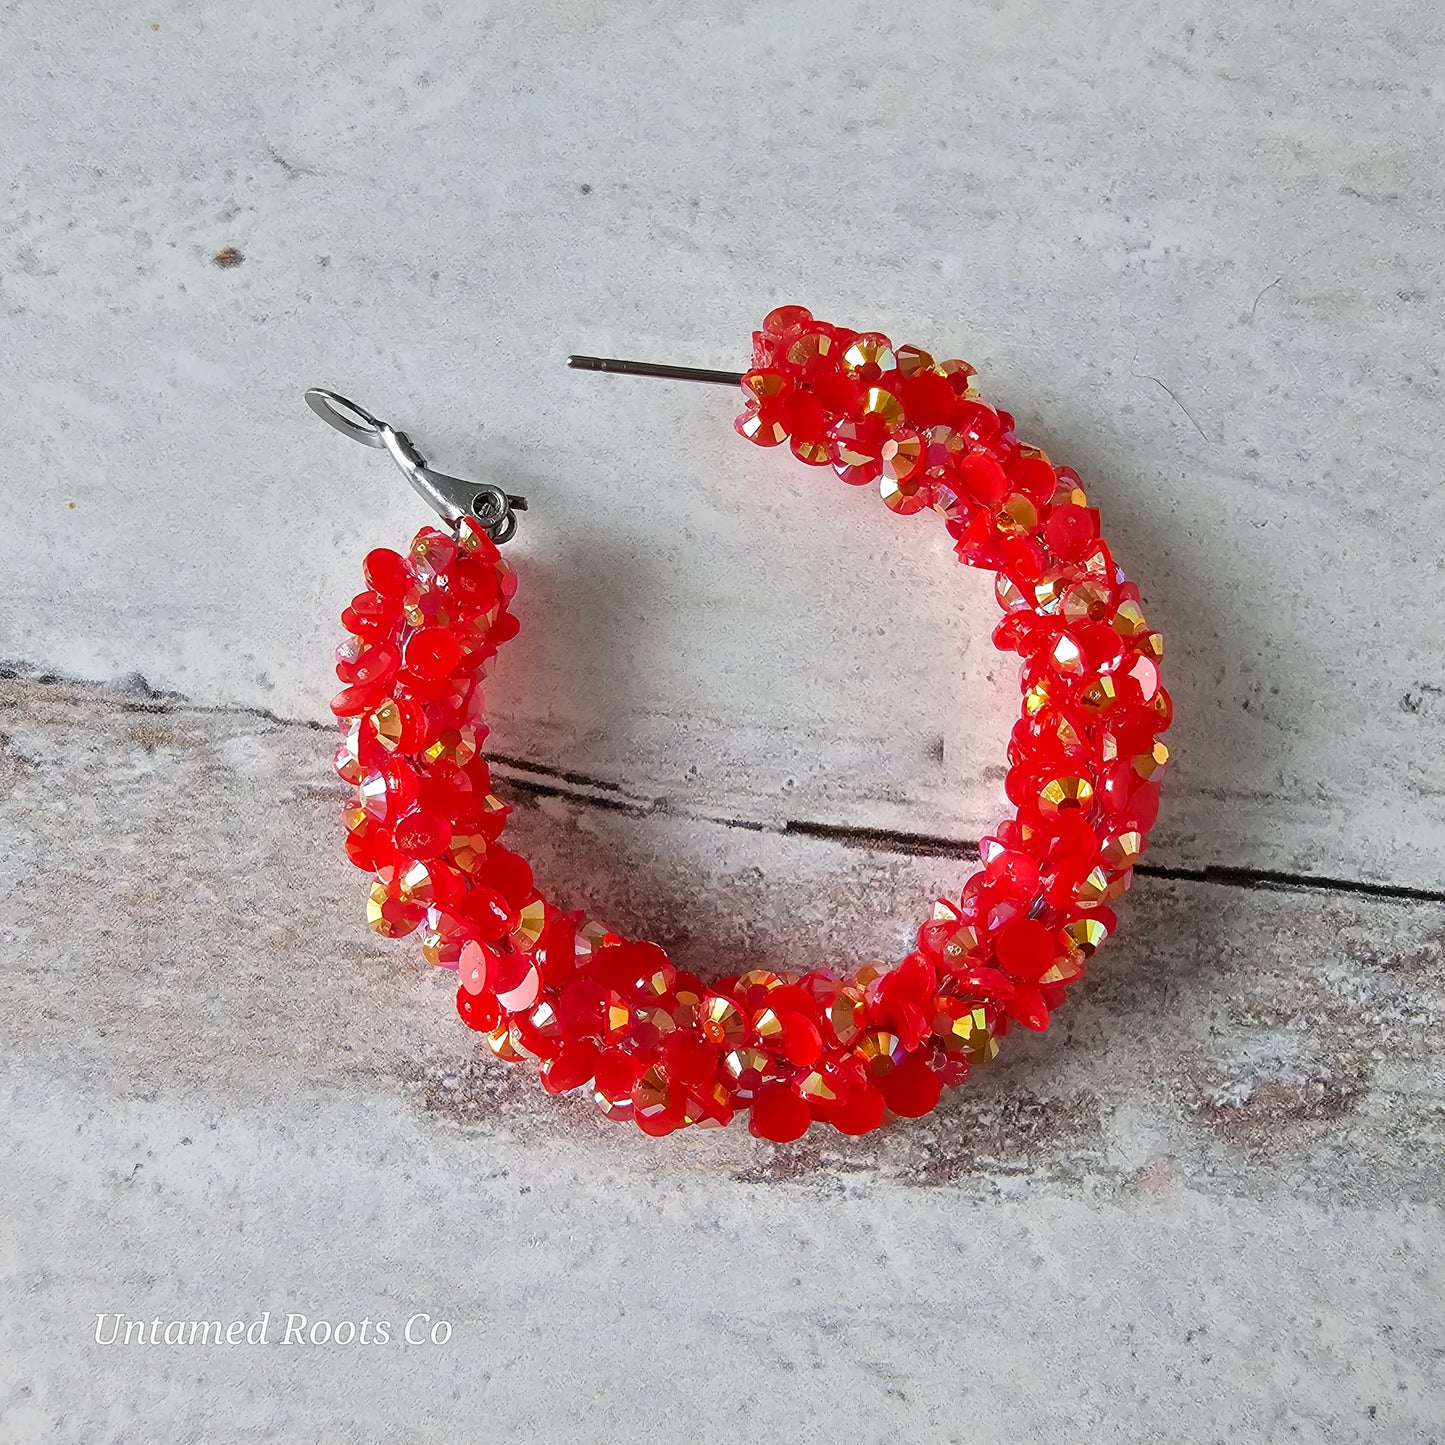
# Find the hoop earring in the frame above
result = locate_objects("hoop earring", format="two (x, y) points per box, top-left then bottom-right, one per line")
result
(308, 305), (1170, 1142)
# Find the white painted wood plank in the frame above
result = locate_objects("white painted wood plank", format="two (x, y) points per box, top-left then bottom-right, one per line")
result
(1, 2), (1442, 888)
(2, 678), (1442, 1441)
(3, 4), (1444, 1433)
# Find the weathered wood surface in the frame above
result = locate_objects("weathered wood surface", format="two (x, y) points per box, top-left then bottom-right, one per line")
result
(2, 676), (1442, 1440)
(2, 0), (1443, 1439)
(2, 2), (1443, 888)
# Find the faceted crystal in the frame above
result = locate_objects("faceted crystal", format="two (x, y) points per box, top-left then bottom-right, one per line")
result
(934, 1000), (999, 1062)
(840, 333), (896, 381)
(420, 906), (473, 968)
(423, 724), (479, 767)
(1038, 775), (1096, 815)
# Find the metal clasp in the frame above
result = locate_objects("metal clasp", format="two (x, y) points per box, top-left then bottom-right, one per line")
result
(304, 388), (526, 544)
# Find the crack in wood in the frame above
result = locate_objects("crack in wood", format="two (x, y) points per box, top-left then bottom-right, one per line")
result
(4, 662), (1439, 903)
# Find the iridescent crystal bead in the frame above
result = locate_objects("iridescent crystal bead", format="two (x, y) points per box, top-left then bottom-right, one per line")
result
(1062, 579), (1114, 624)
(486, 1023), (527, 1063)
(840, 333), (896, 381)
(448, 825), (489, 874)
(826, 986), (866, 1046)
(733, 970), (782, 1007)
(879, 465), (927, 515)
(894, 344), (934, 377)
(632, 1063), (683, 1122)
(1134, 740), (1170, 781)
(856, 1028), (906, 1077)
(1038, 775), (1095, 815)
(722, 1045), (773, 1099)
(409, 530), (459, 581)
(402, 585), (454, 630)
(1064, 917), (1110, 955)
(701, 995), (747, 1047)
(861, 386), (905, 431)
(933, 1000), (998, 1062)
(367, 876), (423, 938)
(785, 325), (844, 375)
(423, 724), (479, 767)
(510, 898), (548, 951)
(420, 906), (473, 968)
(736, 369), (793, 447)
(1100, 830), (1145, 869)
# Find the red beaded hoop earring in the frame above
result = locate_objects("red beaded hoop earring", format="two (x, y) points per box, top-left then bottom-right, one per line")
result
(309, 306), (1170, 1142)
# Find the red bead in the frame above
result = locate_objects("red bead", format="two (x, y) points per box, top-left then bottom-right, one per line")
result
(880, 1054), (942, 1118)
(956, 965), (1017, 1004)
(343, 814), (397, 872)
(456, 521), (501, 564)
(950, 509), (1004, 568)
(811, 370), (862, 415)
(541, 1041), (600, 1095)
(481, 844), (535, 911)
(786, 391), (830, 465)
(456, 987), (501, 1032)
(749, 1085), (811, 1142)
(830, 1084), (886, 1136)
(457, 941), (497, 995)
(330, 679), (388, 718)
(1074, 621), (1125, 674)
(450, 557), (501, 609)
(363, 548), (412, 598)
(774, 1010), (823, 1067)
(1108, 706), (1165, 754)
(531, 919), (577, 989)
(901, 370), (956, 426)
(957, 452), (1009, 505)
(995, 918), (1054, 982)
(494, 952), (541, 1013)
(1009, 454), (1057, 504)
(404, 628), (464, 680)
(393, 809), (450, 860)
(1044, 502), (1098, 559)
(359, 758), (418, 823)
(551, 979), (602, 1040)
(1007, 983), (1050, 1032)
(335, 641), (399, 687)
(662, 1031), (719, 1087)
(983, 848), (1040, 898)
(1047, 814), (1100, 868)
(342, 590), (401, 639)
(763, 304), (812, 339)
(593, 1049), (644, 1116)
(952, 400), (1002, 448)
(460, 886), (518, 941)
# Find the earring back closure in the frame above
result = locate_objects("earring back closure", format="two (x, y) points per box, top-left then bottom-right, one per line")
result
(304, 388), (526, 544)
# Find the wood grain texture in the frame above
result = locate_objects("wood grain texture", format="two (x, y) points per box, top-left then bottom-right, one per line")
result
(2, 0), (1443, 1438)
(2, 676), (1442, 1440)
(0, 0), (1442, 887)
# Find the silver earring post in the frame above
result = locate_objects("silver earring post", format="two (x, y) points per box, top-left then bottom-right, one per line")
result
(567, 355), (744, 386)
(303, 388), (526, 544)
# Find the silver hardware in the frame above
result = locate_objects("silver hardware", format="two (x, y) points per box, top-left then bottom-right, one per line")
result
(303, 388), (526, 544)
(567, 354), (744, 386)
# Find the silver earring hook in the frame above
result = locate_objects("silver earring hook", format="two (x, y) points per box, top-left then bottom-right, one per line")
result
(303, 388), (526, 544)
